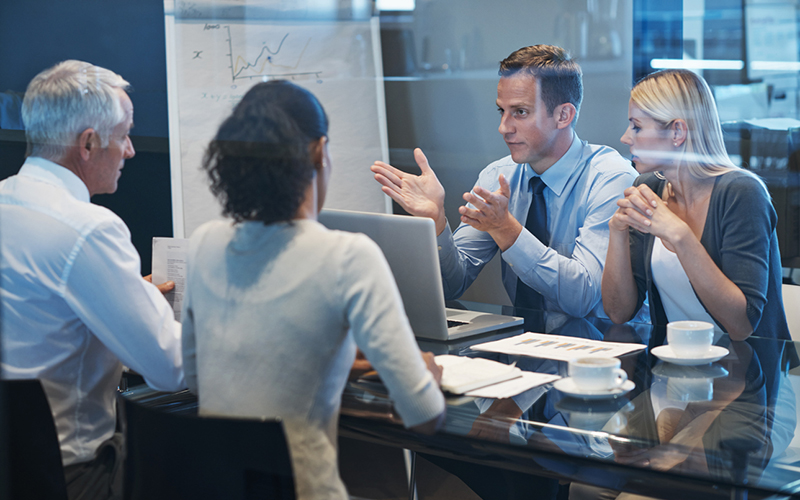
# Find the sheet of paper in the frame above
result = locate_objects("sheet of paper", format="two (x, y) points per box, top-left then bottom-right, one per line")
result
(436, 355), (522, 394)
(464, 371), (561, 399)
(471, 332), (646, 362)
(151, 237), (189, 321)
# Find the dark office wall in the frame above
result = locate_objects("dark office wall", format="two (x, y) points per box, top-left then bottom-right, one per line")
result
(0, 0), (173, 274)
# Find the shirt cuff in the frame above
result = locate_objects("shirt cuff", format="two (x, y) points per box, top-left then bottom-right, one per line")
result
(392, 375), (446, 428)
(436, 220), (456, 252)
(502, 228), (546, 276)
(436, 220), (459, 270)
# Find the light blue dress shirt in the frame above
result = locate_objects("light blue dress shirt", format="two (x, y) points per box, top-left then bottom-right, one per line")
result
(437, 133), (637, 317)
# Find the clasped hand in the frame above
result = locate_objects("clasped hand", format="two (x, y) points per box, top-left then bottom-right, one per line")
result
(610, 184), (686, 244)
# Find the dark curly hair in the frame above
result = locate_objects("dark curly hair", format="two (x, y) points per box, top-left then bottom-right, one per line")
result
(202, 80), (329, 224)
(499, 45), (582, 120)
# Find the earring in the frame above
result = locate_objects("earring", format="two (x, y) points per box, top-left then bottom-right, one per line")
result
(673, 142), (678, 147)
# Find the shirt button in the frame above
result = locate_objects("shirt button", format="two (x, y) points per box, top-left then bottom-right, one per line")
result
(437, 246), (442, 251)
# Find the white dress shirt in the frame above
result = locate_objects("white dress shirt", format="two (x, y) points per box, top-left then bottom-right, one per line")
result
(0, 157), (184, 466)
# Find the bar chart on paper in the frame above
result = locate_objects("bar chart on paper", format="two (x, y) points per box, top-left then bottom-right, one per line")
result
(166, 17), (389, 237)
(471, 333), (646, 361)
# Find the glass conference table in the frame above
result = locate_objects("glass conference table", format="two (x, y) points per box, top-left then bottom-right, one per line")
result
(124, 302), (800, 500)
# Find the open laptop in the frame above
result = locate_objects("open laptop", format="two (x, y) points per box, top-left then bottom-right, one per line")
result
(318, 209), (523, 341)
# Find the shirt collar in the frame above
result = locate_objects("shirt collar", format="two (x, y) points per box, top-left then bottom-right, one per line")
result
(18, 156), (91, 203)
(532, 132), (583, 197)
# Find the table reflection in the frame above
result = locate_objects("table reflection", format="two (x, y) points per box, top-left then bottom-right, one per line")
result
(342, 306), (799, 499)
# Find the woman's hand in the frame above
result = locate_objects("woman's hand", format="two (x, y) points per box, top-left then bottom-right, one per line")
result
(422, 351), (443, 385)
(610, 185), (656, 233)
(614, 185), (692, 247)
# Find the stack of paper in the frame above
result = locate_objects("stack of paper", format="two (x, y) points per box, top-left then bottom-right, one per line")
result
(435, 355), (560, 398)
(436, 355), (521, 394)
(464, 372), (561, 398)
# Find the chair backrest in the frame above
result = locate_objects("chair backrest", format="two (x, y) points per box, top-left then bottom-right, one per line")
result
(121, 396), (295, 500)
(784, 284), (800, 341)
(1, 378), (68, 500)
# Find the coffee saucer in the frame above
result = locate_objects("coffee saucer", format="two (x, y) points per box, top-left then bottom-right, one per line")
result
(651, 345), (729, 366)
(651, 362), (728, 379)
(553, 378), (635, 400)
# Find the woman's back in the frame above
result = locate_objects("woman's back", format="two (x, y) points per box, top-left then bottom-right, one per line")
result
(183, 218), (444, 500)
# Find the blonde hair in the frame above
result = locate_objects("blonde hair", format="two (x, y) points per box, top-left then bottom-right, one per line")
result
(631, 69), (737, 179)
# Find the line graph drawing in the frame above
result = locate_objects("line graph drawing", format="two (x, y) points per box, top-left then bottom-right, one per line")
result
(170, 18), (388, 237)
(225, 26), (319, 82)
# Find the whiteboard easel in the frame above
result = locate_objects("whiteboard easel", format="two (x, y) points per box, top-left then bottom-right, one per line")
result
(164, 1), (390, 237)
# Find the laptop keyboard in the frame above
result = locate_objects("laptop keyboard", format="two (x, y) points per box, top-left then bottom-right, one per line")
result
(447, 319), (469, 328)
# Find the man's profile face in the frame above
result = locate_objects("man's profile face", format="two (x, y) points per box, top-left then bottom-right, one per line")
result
(85, 89), (135, 196)
(496, 73), (560, 167)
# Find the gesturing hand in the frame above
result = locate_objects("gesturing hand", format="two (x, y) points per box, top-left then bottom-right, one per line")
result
(371, 148), (447, 234)
(459, 174), (522, 251)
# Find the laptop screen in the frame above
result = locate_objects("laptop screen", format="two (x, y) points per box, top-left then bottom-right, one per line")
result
(318, 209), (451, 338)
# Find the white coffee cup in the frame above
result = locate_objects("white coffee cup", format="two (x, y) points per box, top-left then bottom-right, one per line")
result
(569, 357), (627, 391)
(666, 377), (713, 402)
(568, 409), (627, 432)
(667, 321), (714, 358)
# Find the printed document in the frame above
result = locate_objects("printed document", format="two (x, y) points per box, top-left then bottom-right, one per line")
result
(151, 237), (189, 321)
(471, 332), (646, 362)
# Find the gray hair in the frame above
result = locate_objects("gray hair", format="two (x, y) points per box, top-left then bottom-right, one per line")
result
(21, 60), (130, 161)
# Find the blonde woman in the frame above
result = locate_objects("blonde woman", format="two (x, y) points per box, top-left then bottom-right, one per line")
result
(602, 69), (790, 343)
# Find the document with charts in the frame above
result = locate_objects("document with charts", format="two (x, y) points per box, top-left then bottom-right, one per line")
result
(471, 333), (646, 361)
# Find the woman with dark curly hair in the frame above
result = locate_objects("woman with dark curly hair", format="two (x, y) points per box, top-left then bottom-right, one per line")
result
(180, 80), (445, 500)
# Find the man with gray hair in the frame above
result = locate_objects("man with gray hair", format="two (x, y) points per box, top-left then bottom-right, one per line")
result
(0, 60), (184, 499)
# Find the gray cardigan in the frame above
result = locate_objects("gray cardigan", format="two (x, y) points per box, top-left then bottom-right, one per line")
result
(626, 170), (791, 344)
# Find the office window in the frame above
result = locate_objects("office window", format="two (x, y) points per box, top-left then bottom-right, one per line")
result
(377, 0), (415, 11)
(639, 0), (800, 270)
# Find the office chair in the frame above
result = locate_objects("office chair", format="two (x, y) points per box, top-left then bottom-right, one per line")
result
(783, 284), (800, 341)
(121, 396), (295, 500)
(1, 378), (68, 500)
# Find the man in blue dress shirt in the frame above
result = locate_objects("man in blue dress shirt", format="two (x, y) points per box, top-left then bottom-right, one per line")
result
(372, 45), (637, 318)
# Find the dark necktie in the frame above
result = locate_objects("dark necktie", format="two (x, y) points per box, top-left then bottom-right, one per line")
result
(515, 176), (549, 310)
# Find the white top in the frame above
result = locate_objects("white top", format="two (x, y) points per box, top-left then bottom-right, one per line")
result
(651, 237), (717, 328)
(182, 219), (445, 500)
(0, 157), (184, 466)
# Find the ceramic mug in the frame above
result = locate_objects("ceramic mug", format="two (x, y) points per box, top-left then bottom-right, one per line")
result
(569, 357), (627, 391)
(667, 321), (714, 358)
(666, 376), (714, 402)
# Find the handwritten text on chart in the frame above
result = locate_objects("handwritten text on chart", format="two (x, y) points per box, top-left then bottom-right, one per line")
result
(198, 93), (245, 106)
